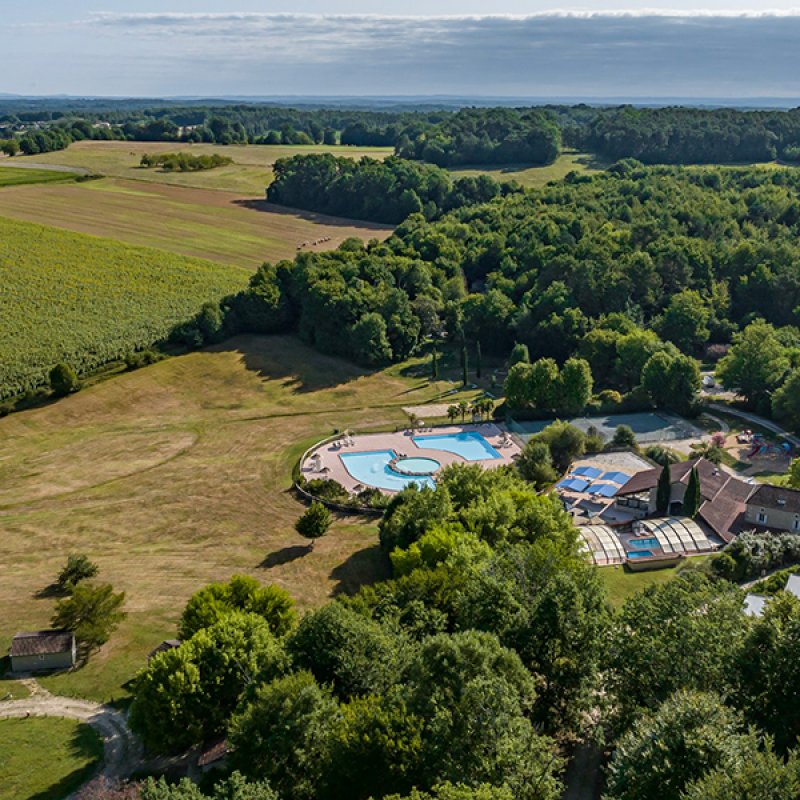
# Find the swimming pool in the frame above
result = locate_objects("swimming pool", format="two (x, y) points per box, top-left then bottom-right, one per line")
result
(412, 431), (501, 461)
(339, 449), (436, 492)
(627, 550), (655, 559)
(394, 457), (441, 475)
(628, 537), (660, 550)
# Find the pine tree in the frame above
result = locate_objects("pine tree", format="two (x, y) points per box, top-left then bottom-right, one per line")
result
(684, 466), (702, 518)
(656, 463), (672, 515)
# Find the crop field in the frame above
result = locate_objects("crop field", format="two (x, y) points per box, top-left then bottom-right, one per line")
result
(15, 140), (394, 194)
(0, 335), (476, 702)
(448, 150), (603, 188)
(0, 216), (246, 399)
(0, 178), (393, 269)
(0, 718), (103, 800)
(0, 165), (79, 188)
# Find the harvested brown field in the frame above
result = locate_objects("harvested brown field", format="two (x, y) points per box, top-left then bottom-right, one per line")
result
(0, 178), (392, 269)
(0, 336), (466, 702)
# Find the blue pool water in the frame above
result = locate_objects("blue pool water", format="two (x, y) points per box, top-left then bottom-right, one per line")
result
(394, 457), (440, 475)
(627, 550), (655, 559)
(412, 431), (501, 461)
(340, 449), (436, 492)
(628, 537), (660, 550)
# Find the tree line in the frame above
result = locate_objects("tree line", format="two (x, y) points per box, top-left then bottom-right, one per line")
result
(139, 152), (233, 172)
(8, 102), (800, 166)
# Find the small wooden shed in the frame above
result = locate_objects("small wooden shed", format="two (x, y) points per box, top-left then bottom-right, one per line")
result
(10, 630), (76, 673)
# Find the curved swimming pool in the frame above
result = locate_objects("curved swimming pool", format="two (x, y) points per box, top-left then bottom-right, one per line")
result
(412, 431), (501, 461)
(339, 449), (436, 492)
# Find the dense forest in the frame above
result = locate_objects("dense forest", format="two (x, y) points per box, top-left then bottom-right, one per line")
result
(267, 154), (507, 224)
(5, 101), (800, 165)
(198, 162), (800, 424)
(120, 464), (800, 800)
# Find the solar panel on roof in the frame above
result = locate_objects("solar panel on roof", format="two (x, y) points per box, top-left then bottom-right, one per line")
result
(573, 466), (603, 479)
(601, 471), (631, 485)
(566, 477), (590, 492)
(589, 483), (618, 498)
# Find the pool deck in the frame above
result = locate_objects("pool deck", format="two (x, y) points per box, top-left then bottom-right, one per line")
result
(301, 423), (521, 494)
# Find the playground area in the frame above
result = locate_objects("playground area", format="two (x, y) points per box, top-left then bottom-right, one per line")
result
(508, 412), (704, 445)
(727, 430), (793, 476)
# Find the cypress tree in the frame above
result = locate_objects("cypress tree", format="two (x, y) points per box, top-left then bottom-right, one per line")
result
(431, 347), (439, 379)
(476, 341), (482, 379)
(656, 463), (672, 515)
(462, 346), (469, 387)
(684, 466), (702, 518)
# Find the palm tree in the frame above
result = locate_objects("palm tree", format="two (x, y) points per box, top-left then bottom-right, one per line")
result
(447, 405), (459, 424)
(482, 399), (495, 420)
(408, 412), (419, 432)
(458, 400), (469, 423)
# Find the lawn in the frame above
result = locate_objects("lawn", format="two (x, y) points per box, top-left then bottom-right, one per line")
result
(0, 216), (247, 400)
(0, 717), (103, 800)
(0, 335), (476, 702)
(14, 140), (394, 195)
(0, 178), (392, 270)
(0, 166), (78, 188)
(600, 564), (681, 608)
(448, 150), (604, 189)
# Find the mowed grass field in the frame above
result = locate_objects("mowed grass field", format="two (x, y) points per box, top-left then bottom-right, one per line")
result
(0, 335), (475, 702)
(15, 140), (394, 194)
(0, 216), (246, 399)
(0, 165), (79, 188)
(0, 178), (393, 269)
(449, 150), (603, 188)
(0, 718), (103, 800)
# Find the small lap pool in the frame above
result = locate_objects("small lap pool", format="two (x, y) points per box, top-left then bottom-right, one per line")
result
(413, 431), (501, 461)
(627, 550), (655, 559)
(628, 537), (660, 550)
(340, 449), (436, 492)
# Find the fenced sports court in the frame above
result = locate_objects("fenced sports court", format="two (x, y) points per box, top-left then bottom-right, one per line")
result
(508, 411), (703, 445)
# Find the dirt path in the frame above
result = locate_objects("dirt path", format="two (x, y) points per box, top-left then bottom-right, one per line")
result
(0, 680), (142, 798)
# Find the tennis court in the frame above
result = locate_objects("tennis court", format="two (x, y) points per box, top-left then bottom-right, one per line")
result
(509, 412), (703, 444)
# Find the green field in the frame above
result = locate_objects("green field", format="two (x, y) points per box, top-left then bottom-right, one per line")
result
(0, 166), (78, 188)
(448, 150), (603, 188)
(0, 216), (246, 399)
(16, 140), (394, 195)
(0, 336), (480, 702)
(0, 718), (103, 800)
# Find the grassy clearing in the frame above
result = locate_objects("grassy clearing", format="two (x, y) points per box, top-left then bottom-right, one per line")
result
(0, 717), (103, 800)
(600, 564), (680, 608)
(0, 216), (246, 400)
(15, 141), (394, 195)
(448, 150), (603, 189)
(0, 335), (477, 702)
(0, 178), (392, 269)
(0, 166), (78, 188)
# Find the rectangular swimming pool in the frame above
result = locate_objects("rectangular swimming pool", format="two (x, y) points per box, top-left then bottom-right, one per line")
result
(627, 550), (655, 559)
(628, 537), (660, 550)
(412, 431), (501, 461)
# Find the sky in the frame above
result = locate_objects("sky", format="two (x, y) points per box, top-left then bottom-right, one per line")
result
(5, 2), (800, 99)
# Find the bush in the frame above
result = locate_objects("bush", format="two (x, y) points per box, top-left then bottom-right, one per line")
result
(295, 502), (332, 547)
(49, 362), (80, 396)
(644, 444), (681, 466)
(606, 424), (637, 451)
(302, 478), (349, 504)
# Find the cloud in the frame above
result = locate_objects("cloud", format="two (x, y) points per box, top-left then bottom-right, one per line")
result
(6, 11), (800, 98)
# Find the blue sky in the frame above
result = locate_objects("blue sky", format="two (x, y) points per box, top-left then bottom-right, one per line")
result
(6, 3), (800, 98)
